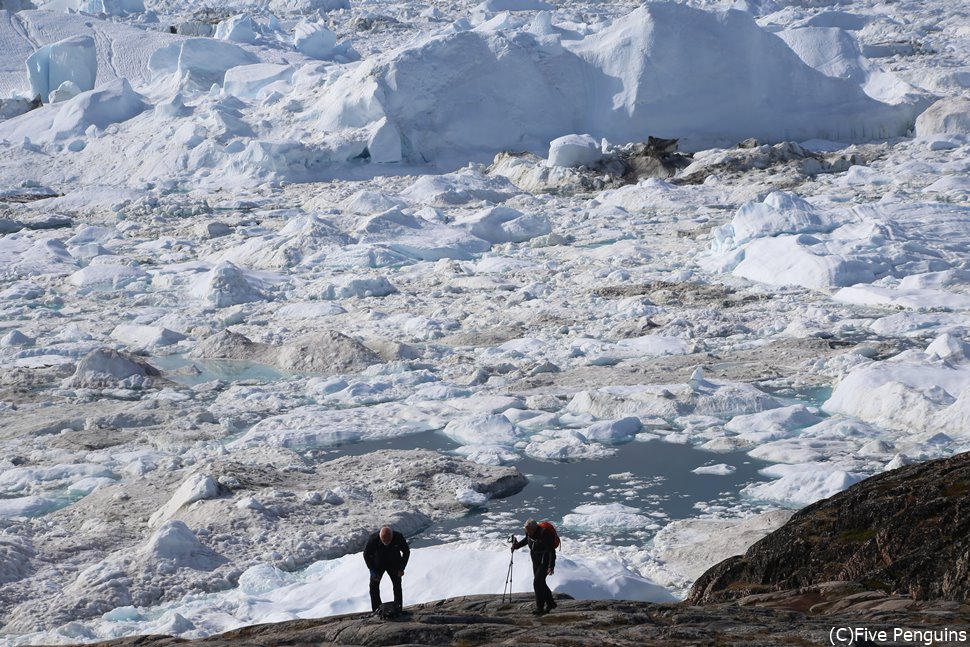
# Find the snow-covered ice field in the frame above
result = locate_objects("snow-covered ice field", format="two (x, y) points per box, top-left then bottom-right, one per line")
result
(0, 0), (969, 642)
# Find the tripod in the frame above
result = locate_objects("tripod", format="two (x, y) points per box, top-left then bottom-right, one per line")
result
(502, 534), (515, 603)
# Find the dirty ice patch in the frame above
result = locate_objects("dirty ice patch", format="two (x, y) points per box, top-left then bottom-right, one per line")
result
(651, 510), (792, 583)
(0, 535), (36, 584)
(226, 403), (441, 449)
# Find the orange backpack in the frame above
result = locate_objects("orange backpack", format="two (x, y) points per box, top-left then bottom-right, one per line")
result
(538, 521), (560, 550)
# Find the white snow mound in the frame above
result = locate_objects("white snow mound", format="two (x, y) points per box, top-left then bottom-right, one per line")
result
(547, 134), (602, 168)
(0, 78), (147, 146)
(141, 520), (225, 570)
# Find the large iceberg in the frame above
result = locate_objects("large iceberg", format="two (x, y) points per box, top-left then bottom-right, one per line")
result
(310, 2), (918, 163)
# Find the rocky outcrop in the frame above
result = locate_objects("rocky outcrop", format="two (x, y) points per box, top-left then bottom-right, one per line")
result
(689, 451), (970, 605)
(488, 137), (692, 195)
(67, 593), (970, 647)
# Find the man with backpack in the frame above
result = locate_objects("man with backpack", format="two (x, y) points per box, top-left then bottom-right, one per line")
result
(363, 525), (410, 616)
(511, 518), (559, 615)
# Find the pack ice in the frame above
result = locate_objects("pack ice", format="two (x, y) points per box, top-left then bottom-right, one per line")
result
(0, 0), (968, 643)
(0, 1), (928, 187)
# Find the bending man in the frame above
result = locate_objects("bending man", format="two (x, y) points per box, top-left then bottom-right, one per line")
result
(363, 525), (410, 613)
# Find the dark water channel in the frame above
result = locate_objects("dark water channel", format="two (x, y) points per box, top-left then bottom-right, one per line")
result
(314, 430), (772, 548)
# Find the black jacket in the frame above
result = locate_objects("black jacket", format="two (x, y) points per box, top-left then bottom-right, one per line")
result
(363, 530), (410, 572)
(512, 527), (557, 570)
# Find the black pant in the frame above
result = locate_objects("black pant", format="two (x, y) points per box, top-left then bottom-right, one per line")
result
(369, 568), (402, 611)
(532, 563), (554, 610)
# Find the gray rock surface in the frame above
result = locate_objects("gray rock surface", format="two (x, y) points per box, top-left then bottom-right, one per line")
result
(56, 593), (970, 647)
(689, 450), (970, 605)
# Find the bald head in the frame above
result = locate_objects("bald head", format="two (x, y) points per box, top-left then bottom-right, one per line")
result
(379, 526), (392, 544)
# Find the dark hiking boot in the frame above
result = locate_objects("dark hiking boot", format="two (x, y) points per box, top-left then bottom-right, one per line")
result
(532, 608), (546, 616)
